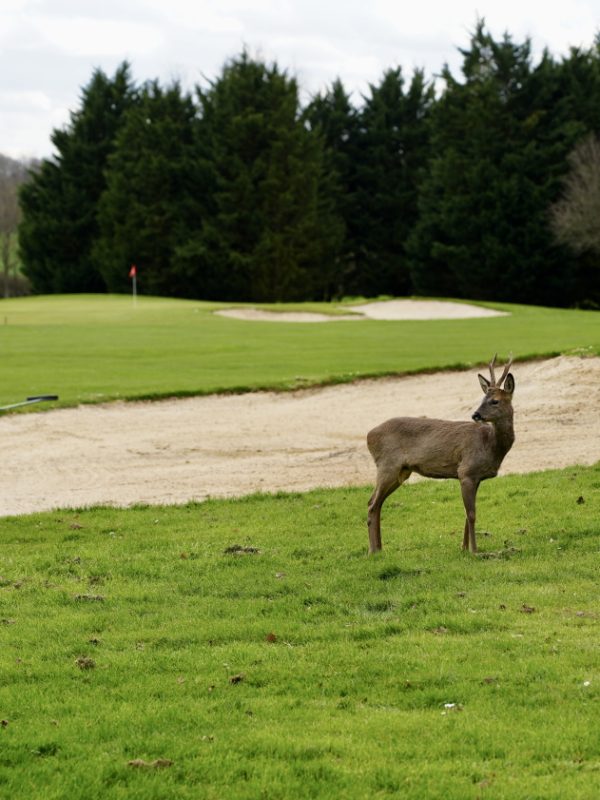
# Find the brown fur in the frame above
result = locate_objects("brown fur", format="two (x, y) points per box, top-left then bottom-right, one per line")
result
(366, 357), (515, 554)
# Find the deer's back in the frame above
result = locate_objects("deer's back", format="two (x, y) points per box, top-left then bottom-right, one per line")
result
(367, 416), (500, 480)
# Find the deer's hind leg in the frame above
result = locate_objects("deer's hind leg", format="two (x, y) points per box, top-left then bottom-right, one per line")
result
(367, 467), (411, 554)
(460, 477), (480, 553)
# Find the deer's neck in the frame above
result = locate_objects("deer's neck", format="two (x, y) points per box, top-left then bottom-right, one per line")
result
(491, 415), (515, 459)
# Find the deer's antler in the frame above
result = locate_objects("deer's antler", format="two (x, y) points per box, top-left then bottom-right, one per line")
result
(487, 353), (513, 387)
(488, 354), (498, 386)
(497, 354), (513, 387)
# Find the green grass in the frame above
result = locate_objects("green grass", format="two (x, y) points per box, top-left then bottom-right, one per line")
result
(0, 294), (598, 408)
(0, 464), (598, 799)
(1, 292), (597, 797)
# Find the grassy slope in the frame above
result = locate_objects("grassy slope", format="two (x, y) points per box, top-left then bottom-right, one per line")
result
(0, 465), (598, 799)
(0, 294), (598, 407)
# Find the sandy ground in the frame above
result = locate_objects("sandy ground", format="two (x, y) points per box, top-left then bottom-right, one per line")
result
(1, 355), (598, 517)
(215, 299), (508, 322)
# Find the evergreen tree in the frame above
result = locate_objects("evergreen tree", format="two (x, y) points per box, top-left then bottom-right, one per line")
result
(352, 68), (434, 296)
(17, 32), (600, 306)
(93, 81), (203, 297)
(188, 52), (343, 302)
(407, 22), (598, 306)
(19, 63), (136, 293)
(304, 79), (360, 295)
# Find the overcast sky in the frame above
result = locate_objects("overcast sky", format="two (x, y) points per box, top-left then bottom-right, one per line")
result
(2, 0), (599, 160)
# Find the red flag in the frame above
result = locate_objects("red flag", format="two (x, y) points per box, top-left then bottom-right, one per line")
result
(129, 265), (137, 278)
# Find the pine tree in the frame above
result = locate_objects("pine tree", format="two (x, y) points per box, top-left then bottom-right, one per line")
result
(189, 52), (343, 302)
(19, 63), (136, 293)
(305, 79), (360, 295)
(352, 68), (434, 296)
(407, 22), (589, 306)
(93, 81), (202, 296)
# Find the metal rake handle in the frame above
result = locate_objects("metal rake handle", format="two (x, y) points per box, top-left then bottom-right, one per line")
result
(0, 395), (59, 412)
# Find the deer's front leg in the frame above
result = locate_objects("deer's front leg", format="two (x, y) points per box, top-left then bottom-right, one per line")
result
(367, 491), (383, 554)
(460, 477), (479, 553)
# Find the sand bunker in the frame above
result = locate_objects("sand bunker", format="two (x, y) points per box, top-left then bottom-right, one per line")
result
(0, 356), (598, 517)
(215, 308), (359, 322)
(215, 300), (508, 323)
(351, 300), (508, 320)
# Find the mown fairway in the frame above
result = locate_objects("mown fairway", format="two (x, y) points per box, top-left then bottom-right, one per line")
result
(0, 294), (599, 407)
(0, 466), (598, 799)
(1, 293), (599, 798)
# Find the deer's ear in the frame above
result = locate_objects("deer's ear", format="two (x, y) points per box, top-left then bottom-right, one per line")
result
(478, 374), (491, 394)
(504, 373), (515, 394)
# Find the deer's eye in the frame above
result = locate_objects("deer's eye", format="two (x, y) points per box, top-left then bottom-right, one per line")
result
(490, 399), (499, 405)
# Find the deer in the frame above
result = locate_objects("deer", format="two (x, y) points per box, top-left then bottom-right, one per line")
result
(366, 354), (515, 555)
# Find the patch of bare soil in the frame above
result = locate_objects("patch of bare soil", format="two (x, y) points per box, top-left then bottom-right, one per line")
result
(0, 356), (598, 517)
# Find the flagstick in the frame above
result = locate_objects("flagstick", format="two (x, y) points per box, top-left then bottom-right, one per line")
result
(132, 273), (137, 308)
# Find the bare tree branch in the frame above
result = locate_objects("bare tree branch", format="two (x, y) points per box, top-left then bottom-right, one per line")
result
(550, 134), (600, 255)
(0, 154), (34, 297)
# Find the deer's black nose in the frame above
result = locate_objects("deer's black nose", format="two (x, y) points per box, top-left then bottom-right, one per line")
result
(472, 412), (482, 421)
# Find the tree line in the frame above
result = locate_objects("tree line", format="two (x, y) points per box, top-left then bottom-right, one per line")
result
(18, 22), (600, 307)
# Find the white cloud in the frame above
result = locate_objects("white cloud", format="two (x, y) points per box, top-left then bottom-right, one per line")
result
(140, 1), (244, 35)
(0, 108), (60, 160)
(0, 90), (53, 112)
(1, 0), (599, 158)
(32, 16), (166, 58)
